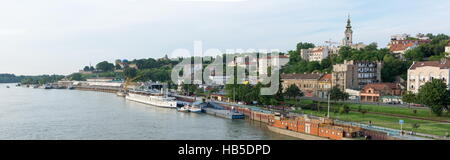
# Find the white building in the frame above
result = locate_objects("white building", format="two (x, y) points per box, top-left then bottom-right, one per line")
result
(300, 46), (330, 62)
(445, 42), (450, 57)
(407, 59), (450, 93)
(391, 34), (411, 41)
(258, 55), (289, 75)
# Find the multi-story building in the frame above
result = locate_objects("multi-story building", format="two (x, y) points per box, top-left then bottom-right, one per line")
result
(281, 73), (323, 97)
(360, 83), (403, 103)
(407, 59), (450, 93)
(445, 42), (450, 56)
(300, 46), (329, 62)
(388, 39), (430, 55)
(332, 60), (382, 91)
(258, 55), (289, 75)
(317, 74), (332, 99)
(390, 34), (411, 41)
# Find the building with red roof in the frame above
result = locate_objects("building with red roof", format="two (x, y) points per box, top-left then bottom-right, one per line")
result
(360, 83), (403, 102)
(407, 59), (450, 93)
(388, 39), (430, 55)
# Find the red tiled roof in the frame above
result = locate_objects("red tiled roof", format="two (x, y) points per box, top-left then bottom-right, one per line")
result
(319, 74), (332, 81)
(362, 83), (400, 91)
(409, 59), (450, 70)
(389, 40), (430, 52)
(312, 48), (325, 52)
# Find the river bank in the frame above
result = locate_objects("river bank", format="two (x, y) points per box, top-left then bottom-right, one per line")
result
(0, 84), (296, 140)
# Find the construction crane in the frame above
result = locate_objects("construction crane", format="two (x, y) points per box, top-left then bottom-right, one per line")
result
(123, 75), (143, 91)
(325, 39), (338, 47)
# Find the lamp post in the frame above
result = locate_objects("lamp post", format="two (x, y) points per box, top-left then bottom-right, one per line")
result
(327, 91), (331, 118)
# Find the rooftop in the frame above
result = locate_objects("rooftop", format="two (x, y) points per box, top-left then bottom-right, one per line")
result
(281, 73), (323, 80)
(389, 39), (430, 52)
(409, 59), (450, 70)
(319, 74), (332, 81)
(362, 83), (401, 91)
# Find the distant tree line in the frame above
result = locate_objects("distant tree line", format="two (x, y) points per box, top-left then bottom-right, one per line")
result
(0, 74), (23, 83)
(0, 74), (65, 84)
(72, 56), (181, 83)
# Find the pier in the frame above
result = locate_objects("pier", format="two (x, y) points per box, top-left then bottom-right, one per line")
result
(74, 85), (121, 93)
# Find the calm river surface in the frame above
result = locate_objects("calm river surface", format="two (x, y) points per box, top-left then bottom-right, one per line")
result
(0, 83), (296, 140)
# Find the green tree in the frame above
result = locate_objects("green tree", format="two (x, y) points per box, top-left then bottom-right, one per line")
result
(296, 42), (315, 53)
(95, 61), (115, 72)
(402, 91), (417, 108)
(382, 54), (411, 82)
(70, 73), (85, 81)
(124, 67), (138, 79)
(329, 86), (349, 102)
(284, 84), (304, 100)
(83, 66), (90, 72)
(416, 79), (450, 116)
(115, 64), (122, 70)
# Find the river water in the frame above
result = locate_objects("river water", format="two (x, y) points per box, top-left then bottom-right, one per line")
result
(0, 83), (296, 140)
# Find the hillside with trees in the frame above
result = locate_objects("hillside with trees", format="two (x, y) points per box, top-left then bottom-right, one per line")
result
(70, 57), (180, 83)
(404, 34), (450, 61)
(282, 34), (449, 83)
(0, 74), (64, 84)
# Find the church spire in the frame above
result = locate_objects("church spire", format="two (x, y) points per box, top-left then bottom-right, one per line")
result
(346, 14), (351, 28)
(343, 14), (353, 46)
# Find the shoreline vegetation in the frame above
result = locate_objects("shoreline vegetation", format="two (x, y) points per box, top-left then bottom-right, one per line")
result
(0, 74), (64, 85)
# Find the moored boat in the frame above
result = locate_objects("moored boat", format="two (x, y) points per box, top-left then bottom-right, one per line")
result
(188, 107), (202, 113)
(125, 90), (177, 108)
(177, 105), (190, 112)
(188, 101), (204, 113)
(116, 91), (126, 97)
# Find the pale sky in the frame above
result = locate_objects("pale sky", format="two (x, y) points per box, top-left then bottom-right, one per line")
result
(0, 0), (449, 75)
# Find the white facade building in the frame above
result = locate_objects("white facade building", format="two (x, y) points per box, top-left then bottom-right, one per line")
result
(445, 42), (450, 57)
(300, 46), (330, 62)
(407, 59), (450, 93)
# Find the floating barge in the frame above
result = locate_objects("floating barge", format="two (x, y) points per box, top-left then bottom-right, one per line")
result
(203, 108), (245, 119)
(204, 102), (244, 119)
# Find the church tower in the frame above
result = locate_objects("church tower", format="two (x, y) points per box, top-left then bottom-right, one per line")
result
(343, 15), (353, 46)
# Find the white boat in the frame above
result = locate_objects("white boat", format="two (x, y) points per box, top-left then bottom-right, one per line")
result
(177, 105), (190, 112)
(189, 101), (204, 113)
(116, 91), (126, 97)
(188, 106), (202, 113)
(126, 90), (177, 108)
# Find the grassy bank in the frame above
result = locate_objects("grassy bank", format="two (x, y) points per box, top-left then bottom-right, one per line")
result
(285, 99), (449, 121)
(293, 109), (450, 136)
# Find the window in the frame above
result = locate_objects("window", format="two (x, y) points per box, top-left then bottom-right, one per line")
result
(419, 73), (425, 81)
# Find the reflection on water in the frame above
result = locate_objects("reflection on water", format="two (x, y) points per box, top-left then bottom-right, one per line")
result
(0, 83), (297, 140)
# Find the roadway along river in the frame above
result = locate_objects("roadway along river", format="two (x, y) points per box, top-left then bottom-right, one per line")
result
(0, 84), (296, 140)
